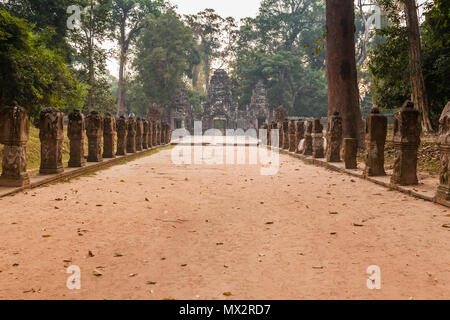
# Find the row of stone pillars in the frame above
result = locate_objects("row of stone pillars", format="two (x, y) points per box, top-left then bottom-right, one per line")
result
(0, 105), (172, 188)
(261, 101), (450, 204)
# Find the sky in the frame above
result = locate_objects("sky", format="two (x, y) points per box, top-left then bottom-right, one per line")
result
(107, 0), (262, 77)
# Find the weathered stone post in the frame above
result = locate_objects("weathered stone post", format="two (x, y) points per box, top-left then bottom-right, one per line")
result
(148, 121), (153, 148)
(312, 119), (324, 159)
(436, 102), (450, 202)
(343, 138), (358, 169)
(0, 104), (30, 187)
(161, 123), (166, 145)
(391, 101), (422, 185)
(156, 122), (162, 146)
(142, 120), (149, 149)
(103, 113), (116, 158)
(127, 115), (137, 153)
(167, 124), (172, 144)
(288, 120), (296, 152)
(282, 120), (289, 150)
(364, 107), (387, 176)
(277, 122), (284, 149)
(86, 111), (103, 162)
(303, 120), (313, 156)
(39, 108), (64, 174)
(326, 112), (343, 162)
(152, 121), (157, 147)
(136, 117), (144, 151)
(116, 115), (128, 156)
(261, 123), (268, 146)
(68, 110), (86, 167)
(295, 120), (304, 154)
(268, 122), (275, 147)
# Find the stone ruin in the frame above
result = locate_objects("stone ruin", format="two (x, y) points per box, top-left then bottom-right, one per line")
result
(116, 115), (128, 156)
(295, 121), (304, 154)
(39, 107), (64, 174)
(436, 101), (450, 202)
(343, 138), (358, 169)
(312, 118), (324, 159)
(326, 112), (343, 162)
(68, 110), (86, 167)
(247, 81), (271, 129)
(136, 117), (144, 151)
(274, 106), (288, 123)
(142, 120), (149, 149)
(289, 120), (296, 152)
(391, 101), (421, 186)
(86, 111), (103, 162)
(103, 113), (116, 158)
(0, 104), (30, 187)
(127, 114), (137, 154)
(282, 119), (290, 150)
(364, 107), (388, 176)
(303, 120), (313, 156)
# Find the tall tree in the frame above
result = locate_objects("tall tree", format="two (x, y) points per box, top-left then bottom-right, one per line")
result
(109, 0), (163, 115)
(326, 0), (363, 144)
(403, 0), (433, 132)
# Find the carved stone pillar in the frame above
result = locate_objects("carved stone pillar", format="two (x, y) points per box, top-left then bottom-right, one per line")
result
(326, 112), (343, 162)
(39, 108), (64, 174)
(436, 102), (450, 201)
(142, 120), (149, 149)
(303, 120), (313, 156)
(289, 120), (296, 152)
(148, 121), (153, 148)
(312, 119), (324, 159)
(295, 120), (304, 154)
(68, 110), (86, 167)
(364, 108), (387, 176)
(0, 104), (30, 187)
(261, 123), (268, 146)
(343, 138), (358, 169)
(116, 116), (128, 156)
(282, 120), (289, 150)
(156, 122), (162, 146)
(127, 115), (137, 154)
(103, 113), (116, 158)
(277, 122), (283, 149)
(86, 111), (103, 162)
(152, 121), (157, 147)
(391, 101), (421, 185)
(161, 123), (166, 145)
(136, 117), (144, 151)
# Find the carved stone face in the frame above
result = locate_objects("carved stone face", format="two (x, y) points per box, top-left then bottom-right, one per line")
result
(68, 110), (84, 140)
(39, 108), (64, 140)
(86, 111), (103, 137)
(0, 105), (29, 145)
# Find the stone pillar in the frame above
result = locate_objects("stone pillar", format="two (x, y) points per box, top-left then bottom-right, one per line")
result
(364, 108), (387, 176)
(288, 120), (296, 152)
(103, 113), (116, 158)
(167, 124), (172, 144)
(148, 121), (153, 148)
(68, 110), (86, 167)
(0, 104), (30, 187)
(303, 120), (313, 156)
(136, 117), (144, 151)
(295, 121), (304, 154)
(343, 138), (358, 169)
(391, 101), (422, 185)
(436, 102), (450, 202)
(39, 107), (64, 174)
(326, 112), (343, 162)
(116, 115), (128, 156)
(277, 122), (284, 149)
(161, 123), (166, 145)
(261, 123), (268, 146)
(86, 111), (103, 162)
(142, 120), (149, 149)
(268, 122), (275, 147)
(312, 118), (324, 159)
(282, 120), (289, 150)
(156, 122), (162, 146)
(127, 115), (137, 153)
(152, 121), (157, 147)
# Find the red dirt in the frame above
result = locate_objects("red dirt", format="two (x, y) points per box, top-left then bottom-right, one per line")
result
(0, 148), (448, 300)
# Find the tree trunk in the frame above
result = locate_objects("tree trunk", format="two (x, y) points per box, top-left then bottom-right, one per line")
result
(326, 0), (364, 146)
(404, 0), (434, 133)
(117, 46), (127, 116)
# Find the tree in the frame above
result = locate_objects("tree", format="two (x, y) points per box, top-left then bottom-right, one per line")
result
(131, 10), (199, 114)
(0, 9), (86, 119)
(109, 0), (164, 114)
(326, 0), (363, 144)
(404, 0), (433, 132)
(69, 0), (111, 112)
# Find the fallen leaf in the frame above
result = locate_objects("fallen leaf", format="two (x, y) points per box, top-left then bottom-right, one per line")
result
(265, 221), (274, 225)
(88, 250), (94, 257)
(442, 224), (450, 229)
(146, 281), (157, 285)
(129, 273), (137, 277)
(352, 223), (364, 227)
(329, 211), (338, 215)
(93, 270), (103, 277)
(42, 235), (51, 238)
(223, 292), (232, 296)
(114, 253), (123, 257)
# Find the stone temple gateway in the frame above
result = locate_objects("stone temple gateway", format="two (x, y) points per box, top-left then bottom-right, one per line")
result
(164, 69), (273, 134)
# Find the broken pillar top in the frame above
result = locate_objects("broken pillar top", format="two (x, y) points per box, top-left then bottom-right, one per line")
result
(438, 101), (450, 147)
(0, 103), (29, 145)
(103, 113), (116, 134)
(68, 110), (85, 140)
(289, 120), (296, 134)
(393, 100), (421, 145)
(275, 106), (287, 123)
(86, 111), (103, 137)
(39, 107), (64, 140)
(312, 118), (323, 134)
(305, 120), (313, 134)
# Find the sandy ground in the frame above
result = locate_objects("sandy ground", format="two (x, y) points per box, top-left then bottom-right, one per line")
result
(0, 147), (448, 300)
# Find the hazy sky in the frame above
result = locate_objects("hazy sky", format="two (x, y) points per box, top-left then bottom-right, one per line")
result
(169, 0), (262, 20)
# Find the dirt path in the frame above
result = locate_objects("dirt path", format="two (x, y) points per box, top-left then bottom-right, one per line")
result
(0, 148), (448, 300)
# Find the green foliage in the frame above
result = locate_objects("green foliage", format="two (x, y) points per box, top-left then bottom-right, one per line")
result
(231, 0), (328, 117)
(131, 10), (199, 111)
(187, 88), (207, 113)
(0, 9), (87, 119)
